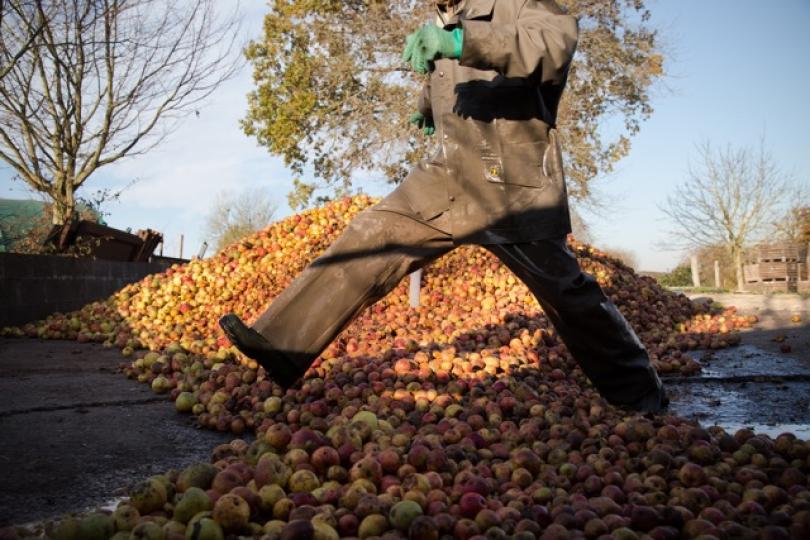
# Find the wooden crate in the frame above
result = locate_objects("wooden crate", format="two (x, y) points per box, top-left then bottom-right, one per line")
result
(743, 264), (760, 283)
(748, 281), (793, 293)
(43, 220), (163, 262)
(757, 242), (805, 262)
(758, 261), (798, 282)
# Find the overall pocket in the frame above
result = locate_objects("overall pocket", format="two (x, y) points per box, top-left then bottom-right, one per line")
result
(490, 140), (551, 190)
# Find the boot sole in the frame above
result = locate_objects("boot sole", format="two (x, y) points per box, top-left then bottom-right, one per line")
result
(218, 315), (301, 389)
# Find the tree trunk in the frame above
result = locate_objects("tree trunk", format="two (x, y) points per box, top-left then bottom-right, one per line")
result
(49, 183), (76, 252)
(51, 185), (76, 226)
(732, 245), (746, 292)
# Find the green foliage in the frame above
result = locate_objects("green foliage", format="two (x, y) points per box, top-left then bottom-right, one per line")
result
(287, 179), (357, 211)
(287, 179), (318, 211)
(557, 0), (663, 199)
(243, 0), (664, 207)
(657, 263), (692, 288)
(0, 198), (103, 255)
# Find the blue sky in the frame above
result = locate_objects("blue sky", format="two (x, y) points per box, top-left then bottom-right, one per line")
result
(1, 0), (808, 270)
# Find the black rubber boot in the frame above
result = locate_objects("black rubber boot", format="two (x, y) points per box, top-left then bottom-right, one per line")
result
(619, 384), (670, 415)
(218, 314), (303, 389)
(485, 239), (669, 414)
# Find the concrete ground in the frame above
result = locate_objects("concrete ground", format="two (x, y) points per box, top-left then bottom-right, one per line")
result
(0, 339), (234, 527)
(672, 293), (810, 438)
(687, 292), (810, 360)
(687, 292), (810, 313)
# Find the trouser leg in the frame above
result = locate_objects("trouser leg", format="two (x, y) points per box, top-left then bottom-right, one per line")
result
(486, 237), (665, 408)
(250, 208), (454, 375)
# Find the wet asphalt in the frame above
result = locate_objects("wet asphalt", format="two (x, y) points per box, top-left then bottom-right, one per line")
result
(666, 344), (810, 439)
(0, 339), (234, 527)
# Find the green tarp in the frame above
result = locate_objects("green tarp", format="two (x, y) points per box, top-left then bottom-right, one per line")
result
(0, 198), (104, 252)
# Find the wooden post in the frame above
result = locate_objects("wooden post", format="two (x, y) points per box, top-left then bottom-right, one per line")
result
(197, 241), (208, 259)
(179, 234), (184, 259)
(714, 260), (721, 289)
(409, 269), (422, 308)
(691, 255), (701, 288)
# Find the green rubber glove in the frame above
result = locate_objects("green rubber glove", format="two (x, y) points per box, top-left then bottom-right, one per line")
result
(402, 31), (419, 64)
(402, 25), (463, 74)
(409, 111), (435, 136)
(402, 31), (429, 74)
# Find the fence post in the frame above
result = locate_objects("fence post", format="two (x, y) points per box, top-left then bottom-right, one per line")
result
(179, 234), (184, 259)
(409, 269), (422, 308)
(714, 260), (721, 289)
(691, 255), (701, 288)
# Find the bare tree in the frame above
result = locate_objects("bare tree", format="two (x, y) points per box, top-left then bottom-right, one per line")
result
(797, 207), (810, 244)
(770, 184), (809, 243)
(0, 0), (242, 226)
(568, 205), (594, 244)
(661, 140), (790, 291)
(0, 0), (47, 81)
(602, 246), (639, 270)
(205, 188), (277, 253)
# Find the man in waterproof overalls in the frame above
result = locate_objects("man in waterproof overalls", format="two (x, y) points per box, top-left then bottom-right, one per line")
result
(220, 0), (669, 413)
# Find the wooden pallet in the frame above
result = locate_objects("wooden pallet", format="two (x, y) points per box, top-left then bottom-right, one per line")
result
(756, 242), (806, 262)
(748, 281), (796, 293)
(758, 261), (798, 281)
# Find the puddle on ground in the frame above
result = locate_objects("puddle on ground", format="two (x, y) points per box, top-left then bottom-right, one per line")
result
(668, 380), (810, 426)
(713, 422), (810, 440)
(667, 344), (810, 441)
(696, 344), (810, 378)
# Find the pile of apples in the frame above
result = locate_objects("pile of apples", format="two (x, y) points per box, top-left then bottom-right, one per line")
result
(3, 195), (750, 375)
(6, 197), (810, 540)
(2, 195), (758, 439)
(29, 402), (810, 540)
